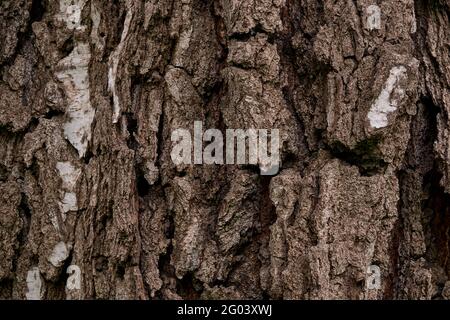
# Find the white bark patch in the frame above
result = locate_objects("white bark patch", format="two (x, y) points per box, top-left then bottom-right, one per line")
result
(56, 43), (95, 157)
(58, 0), (87, 31)
(366, 5), (381, 30)
(50, 210), (61, 231)
(60, 192), (78, 213)
(25, 267), (42, 300)
(173, 26), (193, 67)
(108, 10), (133, 123)
(55, 0), (95, 158)
(56, 161), (80, 213)
(90, 2), (104, 51)
(48, 242), (69, 267)
(368, 66), (407, 129)
(56, 161), (81, 189)
(410, 8), (417, 34)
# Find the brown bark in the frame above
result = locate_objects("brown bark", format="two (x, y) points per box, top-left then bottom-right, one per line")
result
(0, 0), (450, 300)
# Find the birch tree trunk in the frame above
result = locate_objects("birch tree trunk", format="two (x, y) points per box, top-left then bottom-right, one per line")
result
(0, 0), (450, 300)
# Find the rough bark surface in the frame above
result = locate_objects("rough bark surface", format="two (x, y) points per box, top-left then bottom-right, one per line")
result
(0, 0), (449, 300)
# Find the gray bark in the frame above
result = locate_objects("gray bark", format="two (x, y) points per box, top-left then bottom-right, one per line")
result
(0, 0), (450, 299)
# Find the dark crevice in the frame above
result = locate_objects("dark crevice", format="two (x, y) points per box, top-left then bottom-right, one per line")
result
(241, 164), (260, 175)
(0, 108), (39, 136)
(11, 192), (32, 275)
(415, 0), (448, 84)
(395, 94), (443, 298)
(405, 96), (440, 172)
(116, 265), (126, 280)
(176, 272), (202, 299)
(60, 37), (75, 57)
(422, 166), (450, 286)
(258, 176), (277, 230)
(58, 248), (75, 299)
(281, 151), (300, 170)
(83, 149), (94, 165)
(156, 241), (179, 299)
(328, 136), (387, 176)
(228, 24), (274, 43)
(0, 279), (14, 299)
(18, 193), (32, 245)
(43, 109), (65, 120)
(256, 175), (276, 298)
(278, 0), (332, 155)
(388, 169), (407, 299)
(30, 0), (45, 23)
(0, 163), (8, 182)
(278, 0), (320, 161)
(155, 245), (173, 299)
(124, 112), (139, 151)
(0, 0), (45, 68)
(136, 169), (150, 197)
(154, 188), (176, 299)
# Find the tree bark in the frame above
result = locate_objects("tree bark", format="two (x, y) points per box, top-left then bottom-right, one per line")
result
(0, 0), (449, 300)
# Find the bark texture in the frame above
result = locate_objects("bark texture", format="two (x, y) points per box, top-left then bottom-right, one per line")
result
(0, 0), (450, 300)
